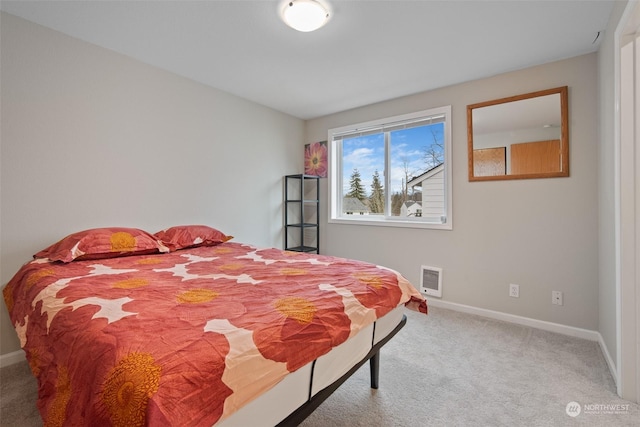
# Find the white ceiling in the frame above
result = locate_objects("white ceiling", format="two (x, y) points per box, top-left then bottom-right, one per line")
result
(0, 0), (614, 120)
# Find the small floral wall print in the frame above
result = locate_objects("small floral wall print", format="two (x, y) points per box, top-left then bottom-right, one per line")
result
(304, 141), (328, 178)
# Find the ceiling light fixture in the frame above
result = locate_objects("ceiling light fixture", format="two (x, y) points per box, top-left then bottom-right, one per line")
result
(282, 0), (329, 32)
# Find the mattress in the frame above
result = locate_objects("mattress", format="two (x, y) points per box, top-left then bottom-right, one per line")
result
(218, 306), (405, 426)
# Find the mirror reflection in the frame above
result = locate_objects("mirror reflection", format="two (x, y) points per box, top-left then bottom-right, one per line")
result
(467, 86), (568, 181)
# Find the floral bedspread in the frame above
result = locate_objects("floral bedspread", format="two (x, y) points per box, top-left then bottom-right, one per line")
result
(3, 242), (427, 426)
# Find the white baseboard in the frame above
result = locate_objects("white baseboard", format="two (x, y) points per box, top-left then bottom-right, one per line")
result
(427, 299), (619, 386)
(427, 299), (600, 340)
(0, 350), (25, 368)
(597, 333), (619, 386)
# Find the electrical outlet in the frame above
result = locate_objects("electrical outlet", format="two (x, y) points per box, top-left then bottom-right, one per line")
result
(552, 291), (563, 306)
(509, 284), (519, 298)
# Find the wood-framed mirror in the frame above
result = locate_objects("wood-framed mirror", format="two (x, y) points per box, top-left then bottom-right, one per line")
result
(467, 86), (568, 181)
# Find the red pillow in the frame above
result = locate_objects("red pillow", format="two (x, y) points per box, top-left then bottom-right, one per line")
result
(154, 225), (233, 251)
(34, 227), (169, 263)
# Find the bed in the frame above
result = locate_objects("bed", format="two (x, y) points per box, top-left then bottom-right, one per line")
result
(3, 226), (427, 426)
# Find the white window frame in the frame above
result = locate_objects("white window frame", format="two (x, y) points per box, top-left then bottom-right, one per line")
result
(328, 105), (452, 230)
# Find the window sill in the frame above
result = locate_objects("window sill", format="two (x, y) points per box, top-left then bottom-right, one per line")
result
(328, 216), (452, 230)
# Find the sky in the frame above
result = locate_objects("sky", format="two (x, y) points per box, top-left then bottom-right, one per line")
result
(341, 123), (444, 197)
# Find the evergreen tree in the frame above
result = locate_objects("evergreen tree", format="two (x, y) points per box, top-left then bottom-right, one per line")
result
(346, 168), (366, 201)
(369, 170), (384, 213)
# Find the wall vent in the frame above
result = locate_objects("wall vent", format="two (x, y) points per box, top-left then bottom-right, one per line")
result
(420, 265), (442, 297)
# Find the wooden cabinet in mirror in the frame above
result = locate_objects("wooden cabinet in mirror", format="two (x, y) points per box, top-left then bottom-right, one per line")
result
(467, 86), (569, 181)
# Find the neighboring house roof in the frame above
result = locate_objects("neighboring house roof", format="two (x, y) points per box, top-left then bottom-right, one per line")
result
(403, 201), (421, 209)
(407, 163), (444, 187)
(343, 197), (369, 212)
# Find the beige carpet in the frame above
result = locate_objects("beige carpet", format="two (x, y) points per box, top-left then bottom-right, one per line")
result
(1, 306), (638, 426)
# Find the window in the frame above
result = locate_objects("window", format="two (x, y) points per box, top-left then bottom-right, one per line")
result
(328, 106), (452, 229)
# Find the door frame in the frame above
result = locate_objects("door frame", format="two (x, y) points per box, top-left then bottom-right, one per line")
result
(615, 0), (640, 403)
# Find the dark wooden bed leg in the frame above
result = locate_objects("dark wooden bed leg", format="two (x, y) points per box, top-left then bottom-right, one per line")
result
(369, 350), (380, 389)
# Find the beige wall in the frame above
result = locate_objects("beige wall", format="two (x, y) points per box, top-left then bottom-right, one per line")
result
(0, 13), (305, 356)
(307, 53), (600, 331)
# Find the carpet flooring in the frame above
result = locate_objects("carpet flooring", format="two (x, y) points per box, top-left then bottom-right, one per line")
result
(1, 306), (638, 426)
